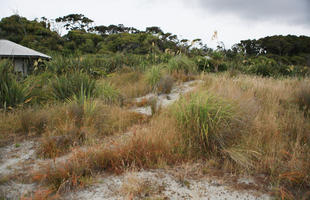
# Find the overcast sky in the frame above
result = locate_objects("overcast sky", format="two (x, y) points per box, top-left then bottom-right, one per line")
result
(1, 0), (310, 48)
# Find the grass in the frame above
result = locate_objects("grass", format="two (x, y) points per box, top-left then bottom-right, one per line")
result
(295, 81), (310, 116)
(50, 72), (97, 101)
(157, 75), (174, 94)
(107, 71), (151, 98)
(1, 66), (310, 199)
(167, 55), (198, 74)
(31, 72), (310, 199)
(146, 65), (162, 90)
(171, 92), (235, 157)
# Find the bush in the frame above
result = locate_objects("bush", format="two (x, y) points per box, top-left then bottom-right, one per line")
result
(0, 60), (27, 109)
(172, 92), (234, 157)
(50, 73), (97, 101)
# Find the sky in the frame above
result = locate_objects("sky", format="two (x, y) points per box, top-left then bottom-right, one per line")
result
(0, 0), (310, 49)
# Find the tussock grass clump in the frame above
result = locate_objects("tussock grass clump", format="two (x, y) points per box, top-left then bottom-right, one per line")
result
(19, 108), (49, 135)
(37, 128), (86, 158)
(295, 81), (310, 116)
(120, 173), (157, 198)
(146, 65), (162, 90)
(108, 71), (151, 98)
(168, 56), (197, 74)
(157, 75), (174, 94)
(0, 60), (27, 109)
(172, 93), (235, 157)
(97, 81), (123, 105)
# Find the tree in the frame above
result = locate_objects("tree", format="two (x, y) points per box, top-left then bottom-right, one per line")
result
(0, 15), (63, 52)
(146, 26), (163, 35)
(55, 14), (93, 31)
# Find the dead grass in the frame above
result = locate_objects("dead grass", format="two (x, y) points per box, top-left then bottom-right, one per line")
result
(157, 75), (174, 94)
(32, 114), (180, 191)
(107, 71), (151, 98)
(32, 73), (310, 199)
(120, 172), (158, 199)
(0, 71), (308, 199)
(295, 81), (310, 116)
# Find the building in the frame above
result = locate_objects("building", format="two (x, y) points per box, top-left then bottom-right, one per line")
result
(0, 39), (51, 76)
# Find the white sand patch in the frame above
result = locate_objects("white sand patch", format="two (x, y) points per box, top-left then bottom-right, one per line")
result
(0, 141), (36, 176)
(65, 170), (271, 200)
(132, 80), (202, 115)
(0, 182), (36, 199)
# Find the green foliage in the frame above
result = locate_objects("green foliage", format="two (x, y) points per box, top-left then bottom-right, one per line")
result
(167, 56), (197, 74)
(98, 82), (123, 105)
(172, 92), (234, 157)
(23, 72), (54, 105)
(0, 15), (63, 53)
(50, 73), (97, 101)
(146, 65), (162, 89)
(0, 60), (26, 109)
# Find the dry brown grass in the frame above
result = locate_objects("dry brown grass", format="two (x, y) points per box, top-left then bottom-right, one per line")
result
(35, 101), (147, 158)
(0, 71), (303, 199)
(120, 172), (158, 199)
(201, 73), (310, 197)
(107, 71), (152, 98)
(32, 73), (310, 198)
(32, 113), (179, 191)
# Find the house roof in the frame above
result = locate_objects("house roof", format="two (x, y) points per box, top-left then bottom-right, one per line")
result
(0, 39), (51, 59)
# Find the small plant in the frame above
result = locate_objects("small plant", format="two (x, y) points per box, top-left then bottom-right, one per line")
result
(121, 173), (155, 198)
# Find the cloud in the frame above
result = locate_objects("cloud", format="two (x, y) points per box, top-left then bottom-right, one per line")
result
(190, 0), (310, 27)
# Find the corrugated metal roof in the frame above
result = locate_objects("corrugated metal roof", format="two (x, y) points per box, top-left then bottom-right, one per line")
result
(0, 39), (51, 59)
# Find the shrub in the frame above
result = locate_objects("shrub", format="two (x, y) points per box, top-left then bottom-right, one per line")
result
(0, 60), (27, 109)
(50, 73), (97, 101)
(168, 56), (197, 74)
(171, 92), (234, 157)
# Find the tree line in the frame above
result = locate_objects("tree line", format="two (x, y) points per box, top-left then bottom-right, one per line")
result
(0, 14), (309, 66)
